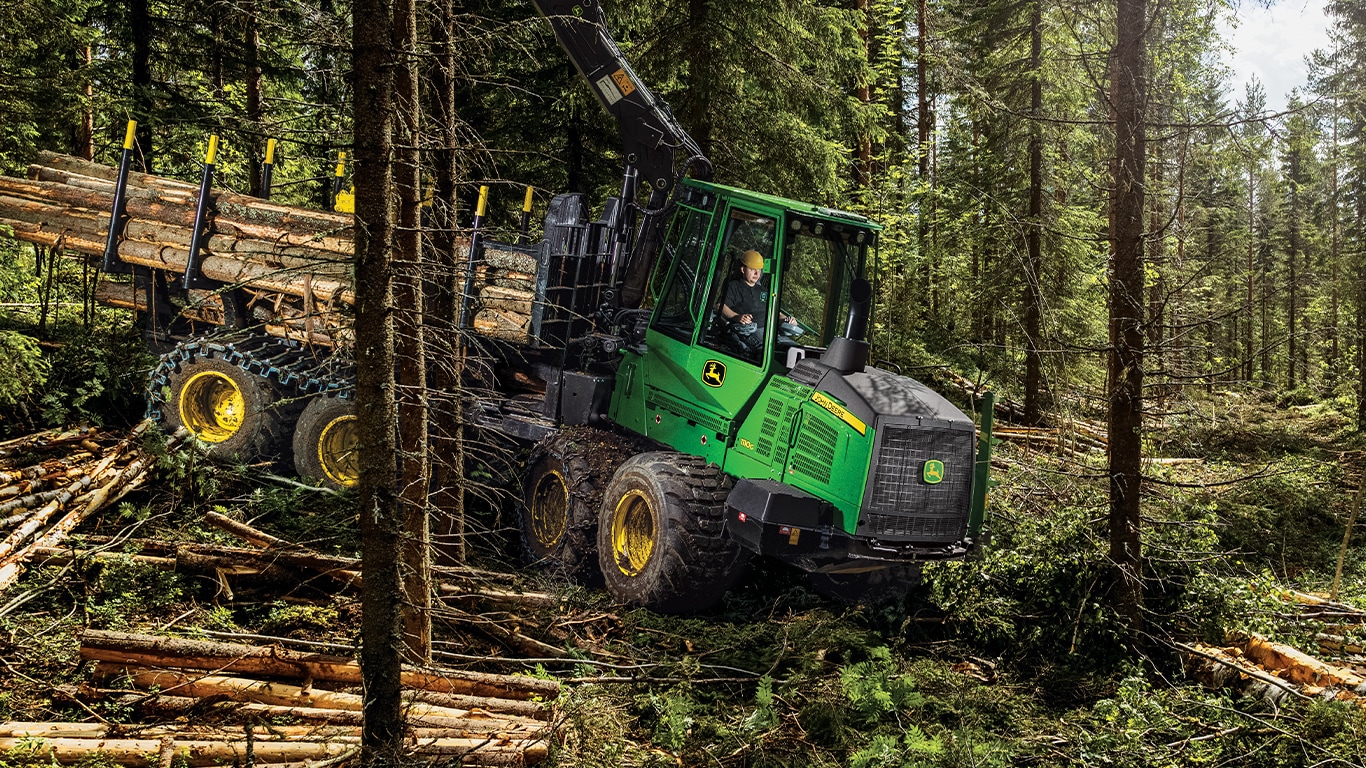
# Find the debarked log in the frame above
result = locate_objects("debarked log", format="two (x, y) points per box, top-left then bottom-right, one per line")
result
(0, 218), (354, 305)
(0, 735), (549, 767)
(80, 630), (560, 701)
(88, 664), (545, 733)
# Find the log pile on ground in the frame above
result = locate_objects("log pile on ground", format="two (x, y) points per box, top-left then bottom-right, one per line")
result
(1183, 590), (1366, 709)
(0, 153), (539, 345)
(24, 630), (558, 766)
(0, 421), (177, 593)
(44, 628), (554, 759)
(1184, 633), (1366, 709)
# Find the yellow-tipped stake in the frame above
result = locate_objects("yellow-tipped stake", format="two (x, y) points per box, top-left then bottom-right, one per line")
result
(182, 134), (222, 289)
(331, 151), (346, 209)
(260, 138), (277, 200)
(101, 119), (140, 273)
(517, 185), (535, 245)
(459, 185), (493, 330)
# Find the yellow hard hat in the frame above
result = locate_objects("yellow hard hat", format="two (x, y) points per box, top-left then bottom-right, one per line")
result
(740, 250), (763, 270)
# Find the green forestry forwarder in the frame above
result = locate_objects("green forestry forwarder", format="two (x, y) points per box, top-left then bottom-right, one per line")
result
(74, 1), (999, 612)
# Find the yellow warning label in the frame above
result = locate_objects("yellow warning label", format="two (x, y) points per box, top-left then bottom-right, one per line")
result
(788, 527), (801, 546)
(611, 69), (637, 98)
(810, 391), (867, 435)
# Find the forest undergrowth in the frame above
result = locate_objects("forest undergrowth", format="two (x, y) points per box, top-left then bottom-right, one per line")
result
(0, 355), (1364, 767)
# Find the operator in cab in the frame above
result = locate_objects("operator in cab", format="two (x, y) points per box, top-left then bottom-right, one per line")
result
(719, 249), (792, 358)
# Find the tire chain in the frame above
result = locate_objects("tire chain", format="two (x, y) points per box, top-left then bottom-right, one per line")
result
(146, 334), (355, 423)
(554, 426), (661, 538)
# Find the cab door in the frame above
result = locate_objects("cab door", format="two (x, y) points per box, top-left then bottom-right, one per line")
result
(639, 201), (783, 463)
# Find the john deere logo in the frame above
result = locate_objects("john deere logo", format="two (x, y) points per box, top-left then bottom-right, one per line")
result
(923, 460), (945, 485)
(701, 360), (727, 387)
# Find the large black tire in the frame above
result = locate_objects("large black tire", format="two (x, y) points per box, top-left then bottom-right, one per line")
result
(292, 395), (358, 489)
(162, 354), (293, 466)
(597, 452), (750, 614)
(806, 564), (923, 606)
(518, 430), (606, 583)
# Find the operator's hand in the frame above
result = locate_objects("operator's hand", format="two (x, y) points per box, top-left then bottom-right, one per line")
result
(737, 313), (753, 325)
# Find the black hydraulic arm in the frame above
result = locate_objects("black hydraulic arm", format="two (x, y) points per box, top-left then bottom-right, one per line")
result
(532, 0), (711, 204)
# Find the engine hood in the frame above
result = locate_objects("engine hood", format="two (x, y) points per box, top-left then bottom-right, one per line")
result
(786, 358), (974, 431)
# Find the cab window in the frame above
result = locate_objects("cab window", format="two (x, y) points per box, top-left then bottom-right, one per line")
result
(650, 206), (714, 343)
(779, 219), (870, 347)
(699, 208), (776, 364)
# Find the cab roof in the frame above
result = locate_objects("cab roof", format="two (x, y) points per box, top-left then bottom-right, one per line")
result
(681, 178), (882, 231)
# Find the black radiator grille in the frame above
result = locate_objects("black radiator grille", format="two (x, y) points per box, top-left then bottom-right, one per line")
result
(860, 423), (974, 543)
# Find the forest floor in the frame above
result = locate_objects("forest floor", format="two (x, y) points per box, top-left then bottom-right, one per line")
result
(0, 388), (1364, 768)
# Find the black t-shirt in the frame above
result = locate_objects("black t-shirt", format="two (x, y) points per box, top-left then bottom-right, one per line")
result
(722, 279), (767, 322)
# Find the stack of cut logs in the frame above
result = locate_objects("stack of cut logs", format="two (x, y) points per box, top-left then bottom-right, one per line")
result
(0, 630), (557, 766)
(0, 153), (539, 346)
(1183, 591), (1366, 710)
(0, 421), (173, 593)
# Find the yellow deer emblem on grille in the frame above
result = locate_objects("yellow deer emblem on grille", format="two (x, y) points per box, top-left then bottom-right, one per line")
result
(923, 460), (945, 485)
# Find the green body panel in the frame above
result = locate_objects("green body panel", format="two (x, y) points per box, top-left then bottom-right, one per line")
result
(724, 376), (874, 534)
(609, 351), (649, 435)
(626, 327), (771, 465)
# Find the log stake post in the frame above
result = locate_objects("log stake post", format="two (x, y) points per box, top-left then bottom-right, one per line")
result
(330, 151), (346, 210)
(516, 185), (533, 246)
(260, 138), (276, 201)
(101, 120), (138, 275)
(1331, 481), (1362, 600)
(458, 186), (489, 333)
(182, 135), (222, 290)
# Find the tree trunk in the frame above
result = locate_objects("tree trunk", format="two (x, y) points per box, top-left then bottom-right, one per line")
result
(916, 0), (933, 319)
(130, 0), (153, 169)
(245, 0), (264, 197)
(1288, 166), (1300, 390)
(855, 0), (872, 189)
(392, 0), (431, 665)
(1147, 142), (1164, 397)
(427, 0), (467, 563)
(352, 0), (404, 758)
(76, 46), (94, 160)
(1246, 165), (1256, 382)
(1023, 0), (1044, 425)
(1329, 96), (1341, 379)
(1107, 0), (1147, 638)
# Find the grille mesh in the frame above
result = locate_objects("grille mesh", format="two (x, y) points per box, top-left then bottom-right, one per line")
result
(791, 415), (838, 484)
(861, 423), (974, 543)
(756, 399), (785, 458)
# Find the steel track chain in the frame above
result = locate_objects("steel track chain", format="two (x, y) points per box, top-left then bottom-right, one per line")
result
(146, 334), (354, 423)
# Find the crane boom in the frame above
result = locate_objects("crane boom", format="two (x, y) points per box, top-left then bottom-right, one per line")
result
(531, 0), (711, 206)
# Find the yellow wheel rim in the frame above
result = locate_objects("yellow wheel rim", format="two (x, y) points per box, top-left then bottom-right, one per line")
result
(317, 414), (359, 488)
(179, 371), (245, 444)
(610, 489), (656, 576)
(529, 469), (569, 550)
